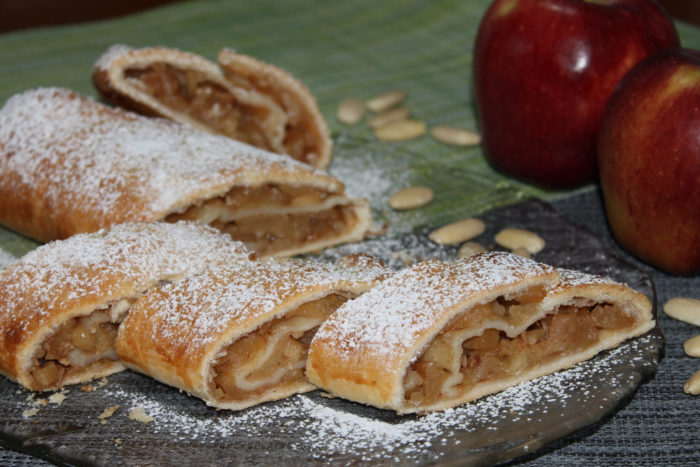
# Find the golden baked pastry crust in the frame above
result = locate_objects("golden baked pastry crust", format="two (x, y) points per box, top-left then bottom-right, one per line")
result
(116, 254), (391, 411)
(0, 88), (369, 256)
(0, 222), (254, 391)
(306, 252), (653, 414)
(93, 45), (332, 169)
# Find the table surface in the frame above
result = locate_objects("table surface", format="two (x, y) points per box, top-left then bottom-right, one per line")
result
(0, 1), (698, 465)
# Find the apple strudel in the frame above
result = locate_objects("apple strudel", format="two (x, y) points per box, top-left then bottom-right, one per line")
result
(93, 45), (332, 169)
(116, 254), (391, 411)
(0, 222), (255, 392)
(0, 88), (369, 256)
(307, 252), (653, 414)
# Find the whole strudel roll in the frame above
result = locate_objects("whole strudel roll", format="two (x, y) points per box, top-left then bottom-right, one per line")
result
(0, 222), (255, 392)
(93, 45), (332, 169)
(307, 252), (653, 414)
(116, 254), (391, 410)
(0, 88), (369, 256)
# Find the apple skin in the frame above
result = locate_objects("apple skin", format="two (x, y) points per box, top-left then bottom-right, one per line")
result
(598, 48), (700, 275)
(473, 0), (679, 189)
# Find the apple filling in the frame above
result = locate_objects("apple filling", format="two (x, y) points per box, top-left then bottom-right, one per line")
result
(123, 63), (291, 159)
(29, 298), (135, 389)
(164, 183), (360, 256)
(211, 293), (348, 402)
(403, 293), (640, 409)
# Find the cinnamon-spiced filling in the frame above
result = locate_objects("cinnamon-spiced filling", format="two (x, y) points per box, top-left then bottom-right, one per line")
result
(30, 299), (135, 389)
(403, 294), (640, 408)
(123, 63), (317, 164)
(212, 293), (348, 402)
(164, 183), (359, 256)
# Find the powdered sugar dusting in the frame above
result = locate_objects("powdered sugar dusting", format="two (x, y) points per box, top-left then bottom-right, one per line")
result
(0, 88), (330, 230)
(315, 252), (555, 361)
(555, 267), (620, 289)
(310, 229), (459, 269)
(123, 254), (391, 360)
(0, 222), (252, 341)
(91, 334), (655, 463)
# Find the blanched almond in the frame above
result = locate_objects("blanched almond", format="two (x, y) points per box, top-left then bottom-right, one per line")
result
(684, 368), (700, 395)
(367, 90), (406, 113)
(429, 218), (485, 245)
(375, 120), (426, 141)
(368, 107), (411, 129)
(128, 406), (154, 423)
(495, 228), (545, 254)
(336, 97), (366, 125)
(388, 185), (433, 210)
(684, 334), (700, 358)
(457, 241), (487, 259)
(430, 125), (481, 147)
(664, 297), (700, 326)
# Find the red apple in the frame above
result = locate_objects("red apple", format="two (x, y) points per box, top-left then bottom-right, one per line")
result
(473, 0), (679, 189)
(598, 48), (700, 275)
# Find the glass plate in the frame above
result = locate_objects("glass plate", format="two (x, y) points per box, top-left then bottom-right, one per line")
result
(0, 198), (661, 466)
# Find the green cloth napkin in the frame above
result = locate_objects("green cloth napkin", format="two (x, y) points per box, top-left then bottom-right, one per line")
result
(0, 0), (698, 256)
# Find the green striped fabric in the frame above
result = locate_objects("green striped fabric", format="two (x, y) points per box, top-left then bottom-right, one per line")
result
(0, 0), (698, 256)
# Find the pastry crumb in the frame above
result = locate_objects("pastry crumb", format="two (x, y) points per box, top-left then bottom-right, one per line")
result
(80, 385), (95, 392)
(22, 408), (40, 418)
(114, 438), (122, 445)
(99, 404), (120, 424)
(128, 406), (154, 424)
(48, 391), (68, 405)
(320, 392), (336, 399)
(28, 396), (47, 407)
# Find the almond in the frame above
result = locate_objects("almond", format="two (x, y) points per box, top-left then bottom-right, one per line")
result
(664, 297), (700, 326)
(430, 125), (481, 146)
(494, 228), (545, 254)
(388, 185), (434, 210)
(374, 120), (426, 141)
(366, 90), (406, 113)
(429, 218), (485, 245)
(336, 97), (366, 125)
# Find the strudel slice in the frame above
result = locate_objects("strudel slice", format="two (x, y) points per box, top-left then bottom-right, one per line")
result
(307, 252), (653, 414)
(116, 254), (391, 410)
(0, 222), (254, 392)
(93, 45), (332, 169)
(0, 88), (369, 256)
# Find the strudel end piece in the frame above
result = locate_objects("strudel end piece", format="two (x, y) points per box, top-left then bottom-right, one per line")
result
(0, 88), (369, 256)
(0, 222), (254, 392)
(93, 45), (332, 169)
(116, 254), (391, 411)
(307, 252), (653, 414)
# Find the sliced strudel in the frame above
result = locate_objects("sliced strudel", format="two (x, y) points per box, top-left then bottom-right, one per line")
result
(0, 88), (369, 256)
(116, 254), (391, 410)
(93, 45), (332, 169)
(307, 252), (653, 414)
(0, 222), (254, 391)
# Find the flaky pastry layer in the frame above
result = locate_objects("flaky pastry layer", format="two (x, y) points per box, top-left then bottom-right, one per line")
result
(0, 222), (254, 391)
(116, 254), (391, 411)
(0, 88), (369, 256)
(307, 252), (653, 414)
(93, 45), (331, 168)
